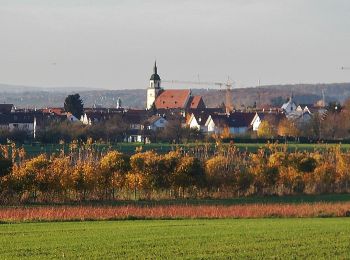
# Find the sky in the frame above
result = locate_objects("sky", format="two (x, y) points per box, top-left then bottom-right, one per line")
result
(0, 0), (350, 90)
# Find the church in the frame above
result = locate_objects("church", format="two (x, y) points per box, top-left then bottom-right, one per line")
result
(146, 62), (206, 110)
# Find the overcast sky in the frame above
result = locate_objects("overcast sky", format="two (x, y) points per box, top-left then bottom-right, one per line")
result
(1, 0), (350, 89)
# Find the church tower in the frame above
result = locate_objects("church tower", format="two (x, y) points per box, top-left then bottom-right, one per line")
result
(146, 61), (162, 109)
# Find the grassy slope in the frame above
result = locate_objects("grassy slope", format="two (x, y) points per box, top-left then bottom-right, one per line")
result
(0, 218), (349, 259)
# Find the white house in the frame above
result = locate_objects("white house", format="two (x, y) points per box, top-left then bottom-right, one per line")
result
(251, 113), (262, 131)
(187, 113), (209, 132)
(0, 112), (37, 137)
(67, 113), (81, 123)
(205, 112), (257, 135)
(281, 97), (297, 115)
(146, 115), (167, 130)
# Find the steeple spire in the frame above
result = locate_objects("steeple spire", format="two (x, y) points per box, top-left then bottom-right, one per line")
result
(154, 60), (157, 74)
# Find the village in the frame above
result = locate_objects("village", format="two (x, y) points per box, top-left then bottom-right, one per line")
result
(2, 1), (350, 258)
(0, 62), (329, 144)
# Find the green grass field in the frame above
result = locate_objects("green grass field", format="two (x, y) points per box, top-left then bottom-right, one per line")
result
(1, 218), (349, 259)
(20, 142), (350, 157)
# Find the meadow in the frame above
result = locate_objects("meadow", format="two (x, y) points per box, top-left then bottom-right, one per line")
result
(0, 218), (349, 259)
(21, 142), (350, 156)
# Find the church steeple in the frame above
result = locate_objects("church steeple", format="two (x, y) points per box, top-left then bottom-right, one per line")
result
(147, 61), (162, 109)
(150, 60), (161, 82)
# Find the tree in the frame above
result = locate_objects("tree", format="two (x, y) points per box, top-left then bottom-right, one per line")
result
(257, 121), (276, 138)
(99, 151), (130, 199)
(205, 156), (234, 190)
(326, 101), (342, 114)
(277, 119), (299, 139)
(172, 156), (205, 197)
(128, 151), (168, 194)
(64, 94), (84, 119)
(159, 116), (183, 143)
(15, 154), (51, 201)
(0, 158), (12, 178)
(72, 158), (96, 200)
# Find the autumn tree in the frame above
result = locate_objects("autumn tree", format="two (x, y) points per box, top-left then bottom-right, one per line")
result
(72, 158), (96, 200)
(49, 156), (73, 197)
(99, 151), (130, 199)
(128, 151), (167, 199)
(172, 156), (204, 197)
(277, 119), (299, 139)
(205, 156), (234, 191)
(257, 121), (276, 138)
(14, 154), (51, 201)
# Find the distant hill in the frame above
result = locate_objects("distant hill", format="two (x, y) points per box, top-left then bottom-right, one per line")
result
(197, 83), (350, 108)
(0, 82), (349, 109)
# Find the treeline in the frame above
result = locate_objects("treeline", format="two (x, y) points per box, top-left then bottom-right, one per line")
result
(35, 116), (204, 144)
(1, 142), (350, 204)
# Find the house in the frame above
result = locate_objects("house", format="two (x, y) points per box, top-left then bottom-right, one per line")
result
(0, 112), (37, 137)
(205, 112), (257, 135)
(0, 104), (14, 114)
(229, 112), (257, 134)
(187, 112), (211, 132)
(145, 115), (167, 130)
(281, 97), (297, 115)
(123, 110), (149, 143)
(66, 113), (80, 122)
(252, 113), (262, 131)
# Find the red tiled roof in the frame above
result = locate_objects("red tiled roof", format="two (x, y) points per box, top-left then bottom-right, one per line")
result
(155, 90), (191, 109)
(188, 96), (205, 109)
(42, 108), (65, 116)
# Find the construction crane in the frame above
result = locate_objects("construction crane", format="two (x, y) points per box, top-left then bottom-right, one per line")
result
(162, 79), (234, 114)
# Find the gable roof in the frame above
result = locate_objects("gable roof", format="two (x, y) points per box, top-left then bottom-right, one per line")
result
(187, 96), (206, 109)
(229, 112), (256, 127)
(206, 112), (257, 128)
(155, 90), (191, 109)
(84, 111), (117, 122)
(123, 109), (149, 124)
(0, 104), (14, 114)
(0, 112), (35, 124)
(281, 97), (297, 110)
(207, 114), (230, 127)
(146, 115), (167, 125)
(188, 112), (211, 127)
